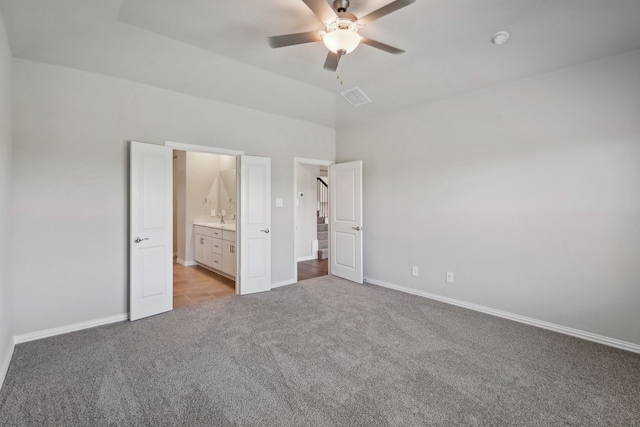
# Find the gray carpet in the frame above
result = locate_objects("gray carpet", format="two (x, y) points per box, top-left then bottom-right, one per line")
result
(1, 276), (639, 426)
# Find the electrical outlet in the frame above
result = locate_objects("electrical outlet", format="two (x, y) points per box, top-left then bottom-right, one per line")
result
(412, 266), (419, 276)
(446, 272), (454, 283)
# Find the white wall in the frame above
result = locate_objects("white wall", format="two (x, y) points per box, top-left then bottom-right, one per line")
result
(183, 151), (220, 263)
(175, 151), (186, 262)
(296, 163), (319, 260)
(176, 152), (236, 264)
(11, 59), (335, 335)
(337, 50), (640, 346)
(219, 155), (236, 171)
(0, 10), (14, 380)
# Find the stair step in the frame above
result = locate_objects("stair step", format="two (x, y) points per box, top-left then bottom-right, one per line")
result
(317, 223), (328, 232)
(317, 216), (327, 224)
(318, 248), (329, 260)
(318, 239), (328, 249)
(317, 231), (328, 241)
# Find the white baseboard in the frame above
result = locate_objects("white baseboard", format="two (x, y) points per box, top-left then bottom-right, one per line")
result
(0, 337), (15, 389)
(297, 255), (316, 262)
(14, 313), (129, 345)
(271, 279), (296, 289)
(365, 277), (640, 355)
(176, 258), (197, 267)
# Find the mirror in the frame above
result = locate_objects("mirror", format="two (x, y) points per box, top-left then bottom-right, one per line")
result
(219, 168), (236, 219)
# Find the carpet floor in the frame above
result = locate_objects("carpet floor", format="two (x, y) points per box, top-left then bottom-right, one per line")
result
(1, 276), (639, 426)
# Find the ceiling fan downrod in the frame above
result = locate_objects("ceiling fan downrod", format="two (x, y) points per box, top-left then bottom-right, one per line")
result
(333, 0), (350, 12)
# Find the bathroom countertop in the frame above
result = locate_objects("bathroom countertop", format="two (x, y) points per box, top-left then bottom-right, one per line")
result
(193, 220), (236, 232)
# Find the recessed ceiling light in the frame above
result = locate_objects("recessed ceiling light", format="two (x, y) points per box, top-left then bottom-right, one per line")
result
(491, 31), (510, 45)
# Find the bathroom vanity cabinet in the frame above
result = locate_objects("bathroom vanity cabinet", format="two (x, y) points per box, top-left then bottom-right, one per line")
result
(194, 224), (236, 279)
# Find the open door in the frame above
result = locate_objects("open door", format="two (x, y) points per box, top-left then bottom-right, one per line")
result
(130, 141), (173, 320)
(330, 161), (363, 284)
(238, 155), (272, 295)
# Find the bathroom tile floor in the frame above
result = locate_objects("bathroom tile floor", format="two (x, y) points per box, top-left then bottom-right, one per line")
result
(173, 262), (235, 308)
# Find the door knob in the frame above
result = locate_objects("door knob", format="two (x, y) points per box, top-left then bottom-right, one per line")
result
(134, 237), (149, 243)
(352, 226), (363, 231)
(260, 229), (270, 234)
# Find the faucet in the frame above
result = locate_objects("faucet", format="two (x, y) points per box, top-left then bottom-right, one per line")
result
(219, 213), (225, 224)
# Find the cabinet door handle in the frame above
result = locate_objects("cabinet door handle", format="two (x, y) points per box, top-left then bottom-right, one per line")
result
(230, 245), (235, 253)
(200, 238), (204, 244)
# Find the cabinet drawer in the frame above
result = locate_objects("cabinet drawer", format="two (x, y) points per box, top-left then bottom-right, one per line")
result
(193, 225), (212, 237)
(211, 238), (222, 255)
(211, 228), (223, 239)
(223, 230), (236, 242)
(211, 253), (222, 269)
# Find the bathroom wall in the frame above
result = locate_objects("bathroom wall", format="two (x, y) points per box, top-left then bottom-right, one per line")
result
(175, 151), (187, 262)
(177, 152), (220, 264)
(218, 156), (237, 220)
(177, 151), (240, 265)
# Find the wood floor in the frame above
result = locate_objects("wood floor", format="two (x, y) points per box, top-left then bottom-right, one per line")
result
(173, 262), (235, 308)
(173, 259), (325, 307)
(297, 258), (328, 281)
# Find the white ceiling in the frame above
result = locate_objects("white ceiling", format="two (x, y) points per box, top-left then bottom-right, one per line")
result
(2, 0), (639, 128)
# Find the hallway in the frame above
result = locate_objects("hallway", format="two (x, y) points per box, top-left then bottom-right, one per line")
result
(297, 258), (328, 281)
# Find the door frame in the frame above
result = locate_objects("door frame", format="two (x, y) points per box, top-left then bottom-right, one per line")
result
(292, 157), (334, 283)
(165, 141), (244, 293)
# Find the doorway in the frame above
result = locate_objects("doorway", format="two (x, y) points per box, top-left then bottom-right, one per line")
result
(173, 150), (238, 308)
(130, 141), (273, 321)
(294, 158), (333, 282)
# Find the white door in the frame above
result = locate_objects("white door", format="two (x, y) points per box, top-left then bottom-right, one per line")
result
(330, 161), (363, 284)
(130, 141), (173, 320)
(239, 155), (272, 295)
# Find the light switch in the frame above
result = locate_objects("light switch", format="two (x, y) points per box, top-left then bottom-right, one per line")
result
(275, 198), (284, 208)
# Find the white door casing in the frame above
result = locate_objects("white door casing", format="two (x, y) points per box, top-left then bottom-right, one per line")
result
(239, 155), (272, 295)
(330, 161), (363, 284)
(130, 141), (173, 320)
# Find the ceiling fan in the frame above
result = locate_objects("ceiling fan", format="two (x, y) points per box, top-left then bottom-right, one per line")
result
(267, 0), (415, 72)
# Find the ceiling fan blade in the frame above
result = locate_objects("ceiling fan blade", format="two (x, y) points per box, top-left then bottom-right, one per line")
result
(358, 0), (416, 25)
(323, 51), (342, 71)
(302, 0), (338, 25)
(360, 37), (405, 54)
(268, 31), (322, 48)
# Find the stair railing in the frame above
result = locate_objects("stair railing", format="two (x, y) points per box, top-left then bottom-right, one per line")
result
(317, 177), (328, 219)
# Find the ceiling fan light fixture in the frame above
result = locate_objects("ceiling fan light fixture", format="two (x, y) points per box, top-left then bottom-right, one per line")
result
(322, 29), (361, 54)
(267, 0), (415, 71)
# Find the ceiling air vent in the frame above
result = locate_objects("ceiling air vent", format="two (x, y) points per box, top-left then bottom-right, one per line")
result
(341, 87), (371, 107)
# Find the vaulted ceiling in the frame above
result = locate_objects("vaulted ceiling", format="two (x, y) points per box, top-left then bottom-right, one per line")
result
(2, 0), (639, 128)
